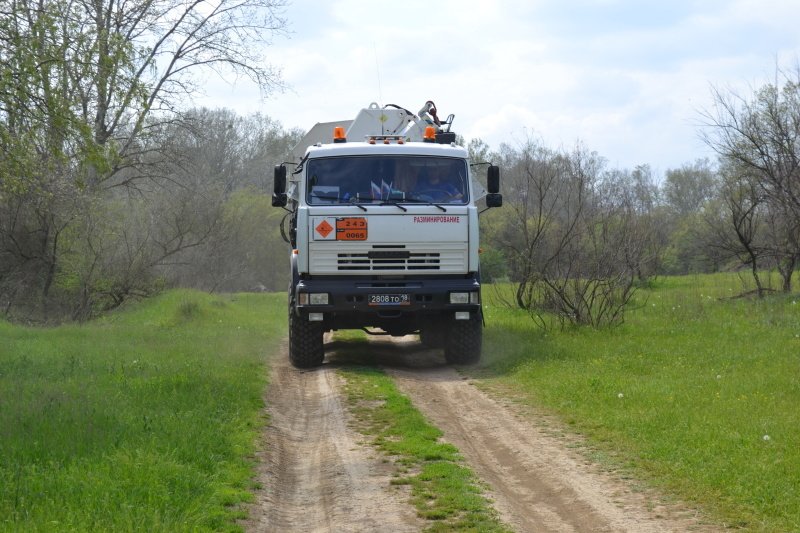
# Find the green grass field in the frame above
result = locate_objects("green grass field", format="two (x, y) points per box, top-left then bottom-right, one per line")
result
(1, 274), (798, 532)
(0, 290), (285, 532)
(474, 274), (800, 532)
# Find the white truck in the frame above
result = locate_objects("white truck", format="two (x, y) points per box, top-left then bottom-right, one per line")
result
(272, 101), (502, 368)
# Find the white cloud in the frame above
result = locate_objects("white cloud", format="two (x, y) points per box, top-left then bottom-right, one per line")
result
(191, 0), (800, 172)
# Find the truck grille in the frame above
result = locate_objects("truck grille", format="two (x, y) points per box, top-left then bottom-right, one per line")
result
(338, 251), (441, 271)
(309, 243), (468, 274)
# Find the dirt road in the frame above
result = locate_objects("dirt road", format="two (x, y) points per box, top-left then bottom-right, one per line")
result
(244, 342), (421, 533)
(247, 337), (717, 532)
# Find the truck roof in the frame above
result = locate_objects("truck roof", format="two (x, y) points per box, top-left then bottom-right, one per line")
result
(304, 141), (468, 159)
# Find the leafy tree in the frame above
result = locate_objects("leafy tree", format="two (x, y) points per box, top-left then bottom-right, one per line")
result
(657, 159), (722, 275)
(155, 109), (302, 292)
(700, 66), (800, 292)
(705, 162), (772, 296)
(493, 139), (648, 328)
(600, 165), (665, 281)
(662, 158), (719, 218)
(1, 0), (288, 319)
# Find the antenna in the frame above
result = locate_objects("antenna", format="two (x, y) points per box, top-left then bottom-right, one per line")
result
(373, 42), (383, 103)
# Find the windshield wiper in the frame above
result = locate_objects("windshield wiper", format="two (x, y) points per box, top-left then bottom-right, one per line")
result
(349, 198), (368, 211)
(309, 194), (368, 211)
(379, 200), (407, 212)
(401, 196), (448, 212)
(310, 193), (448, 213)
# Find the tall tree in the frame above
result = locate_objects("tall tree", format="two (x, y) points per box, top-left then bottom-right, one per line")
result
(663, 158), (719, 218)
(1, 0), (287, 318)
(658, 159), (721, 275)
(494, 139), (647, 328)
(700, 66), (800, 292)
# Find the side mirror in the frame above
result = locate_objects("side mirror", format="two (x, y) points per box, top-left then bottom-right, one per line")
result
(272, 165), (287, 207)
(486, 193), (503, 208)
(487, 165), (500, 194)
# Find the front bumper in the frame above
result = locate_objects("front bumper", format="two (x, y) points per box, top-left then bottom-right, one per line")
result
(293, 275), (481, 329)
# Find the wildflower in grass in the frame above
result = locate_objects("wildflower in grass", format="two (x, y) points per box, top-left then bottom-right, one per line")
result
(617, 392), (624, 398)
(763, 435), (771, 441)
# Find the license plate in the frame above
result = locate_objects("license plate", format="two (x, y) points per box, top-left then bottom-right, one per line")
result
(368, 293), (410, 306)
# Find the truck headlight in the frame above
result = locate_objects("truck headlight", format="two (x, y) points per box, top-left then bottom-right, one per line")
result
(298, 293), (329, 305)
(309, 293), (329, 305)
(450, 292), (479, 304)
(450, 292), (469, 304)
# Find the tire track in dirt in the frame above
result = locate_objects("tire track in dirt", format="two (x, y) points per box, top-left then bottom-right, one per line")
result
(246, 336), (719, 532)
(366, 336), (719, 533)
(244, 343), (421, 533)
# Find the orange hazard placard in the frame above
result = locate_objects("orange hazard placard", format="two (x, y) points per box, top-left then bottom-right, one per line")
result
(336, 217), (367, 241)
(315, 219), (334, 238)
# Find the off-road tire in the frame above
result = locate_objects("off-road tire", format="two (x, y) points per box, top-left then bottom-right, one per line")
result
(288, 292), (324, 368)
(444, 311), (482, 365)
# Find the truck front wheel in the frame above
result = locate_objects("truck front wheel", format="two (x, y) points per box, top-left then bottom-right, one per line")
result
(444, 312), (482, 365)
(288, 293), (324, 368)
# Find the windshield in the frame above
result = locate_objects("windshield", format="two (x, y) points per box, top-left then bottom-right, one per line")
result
(305, 156), (469, 205)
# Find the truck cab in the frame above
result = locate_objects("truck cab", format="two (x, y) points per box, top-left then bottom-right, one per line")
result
(273, 102), (501, 368)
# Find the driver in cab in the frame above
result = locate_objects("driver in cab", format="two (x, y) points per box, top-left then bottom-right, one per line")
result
(412, 164), (463, 202)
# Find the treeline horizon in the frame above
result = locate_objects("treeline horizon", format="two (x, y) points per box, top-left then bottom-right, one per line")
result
(2, 0), (798, 324)
(1, 101), (783, 324)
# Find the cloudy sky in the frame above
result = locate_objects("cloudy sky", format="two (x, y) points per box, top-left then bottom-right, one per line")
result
(196, 0), (800, 173)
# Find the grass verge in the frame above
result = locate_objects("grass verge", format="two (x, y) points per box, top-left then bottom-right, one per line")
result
(335, 334), (510, 532)
(0, 290), (285, 532)
(473, 274), (800, 532)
